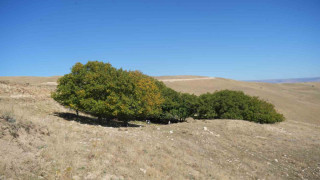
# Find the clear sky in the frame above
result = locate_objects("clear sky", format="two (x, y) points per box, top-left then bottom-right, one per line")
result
(0, 0), (319, 80)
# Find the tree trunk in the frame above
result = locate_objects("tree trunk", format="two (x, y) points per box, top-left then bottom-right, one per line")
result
(75, 110), (79, 121)
(123, 119), (128, 127)
(98, 116), (102, 124)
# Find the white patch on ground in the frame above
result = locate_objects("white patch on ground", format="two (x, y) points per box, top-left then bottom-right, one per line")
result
(41, 82), (58, 85)
(10, 94), (34, 98)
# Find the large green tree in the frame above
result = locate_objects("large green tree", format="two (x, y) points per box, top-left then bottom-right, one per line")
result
(52, 61), (163, 125)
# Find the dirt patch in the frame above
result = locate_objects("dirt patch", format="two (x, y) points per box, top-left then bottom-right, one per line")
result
(41, 82), (58, 86)
(0, 118), (50, 179)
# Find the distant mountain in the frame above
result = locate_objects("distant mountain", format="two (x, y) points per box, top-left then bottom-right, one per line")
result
(247, 77), (320, 83)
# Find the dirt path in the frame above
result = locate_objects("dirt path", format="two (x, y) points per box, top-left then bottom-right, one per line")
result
(159, 77), (216, 82)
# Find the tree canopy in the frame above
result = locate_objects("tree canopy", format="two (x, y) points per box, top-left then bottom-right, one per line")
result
(52, 61), (163, 124)
(52, 61), (284, 125)
(196, 90), (285, 123)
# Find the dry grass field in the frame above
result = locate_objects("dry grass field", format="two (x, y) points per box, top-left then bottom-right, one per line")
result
(0, 76), (319, 180)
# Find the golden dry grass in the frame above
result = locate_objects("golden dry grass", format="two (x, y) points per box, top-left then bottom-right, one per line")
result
(0, 76), (319, 180)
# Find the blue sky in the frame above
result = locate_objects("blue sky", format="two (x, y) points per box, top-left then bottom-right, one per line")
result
(0, 0), (319, 80)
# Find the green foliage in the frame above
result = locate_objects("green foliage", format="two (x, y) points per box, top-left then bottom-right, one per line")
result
(52, 61), (284, 125)
(197, 90), (285, 123)
(52, 61), (163, 124)
(178, 93), (198, 121)
(153, 82), (198, 122)
(152, 82), (181, 122)
(129, 71), (163, 119)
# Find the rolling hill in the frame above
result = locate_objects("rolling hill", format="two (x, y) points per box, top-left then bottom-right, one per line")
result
(0, 76), (319, 179)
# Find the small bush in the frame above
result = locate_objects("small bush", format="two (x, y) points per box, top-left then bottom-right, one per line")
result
(197, 90), (284, 123)
(0, 109), (16, 123)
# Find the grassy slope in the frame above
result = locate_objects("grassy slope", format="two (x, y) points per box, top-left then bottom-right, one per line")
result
(0, 76), (319, 179)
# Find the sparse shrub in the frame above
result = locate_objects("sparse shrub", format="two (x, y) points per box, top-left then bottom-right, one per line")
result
(0, 109), (16, 123)
(196, 90), (284, 123)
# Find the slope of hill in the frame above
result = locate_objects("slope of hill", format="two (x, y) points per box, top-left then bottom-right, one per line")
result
(0, 76), (61, 85)
(0, 76), (319, 179)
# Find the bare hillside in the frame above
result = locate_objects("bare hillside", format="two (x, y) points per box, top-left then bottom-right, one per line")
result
(0, 76), (319, 179)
